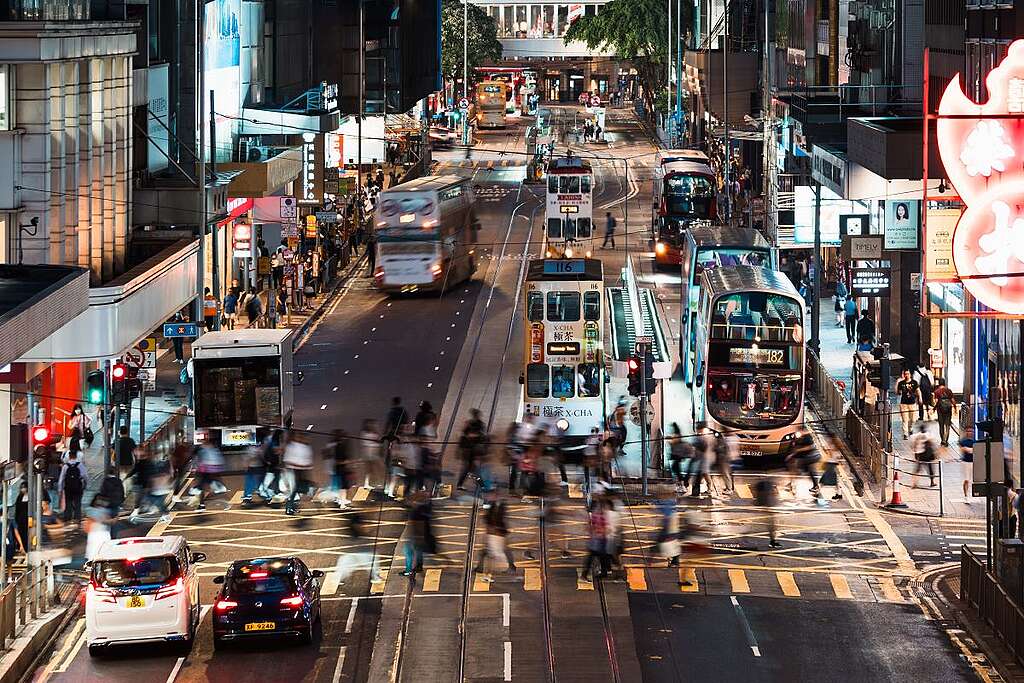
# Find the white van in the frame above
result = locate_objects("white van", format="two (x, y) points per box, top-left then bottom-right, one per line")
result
(85, 536), (205, 656)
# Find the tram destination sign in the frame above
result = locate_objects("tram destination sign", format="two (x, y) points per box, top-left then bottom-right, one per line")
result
(547, 342), (581, 355)
(850, 267), (891, 296)
(543, 260), (585, 274)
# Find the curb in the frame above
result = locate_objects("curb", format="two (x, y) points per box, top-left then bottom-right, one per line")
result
(2, 594), (80, 683)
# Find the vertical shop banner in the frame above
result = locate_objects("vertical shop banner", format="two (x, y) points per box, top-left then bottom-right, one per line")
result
(924, 208), (960, 282)
(147, 64), (170, 172)
(204, 0), (241, 160)
(884, 200), (920, 250)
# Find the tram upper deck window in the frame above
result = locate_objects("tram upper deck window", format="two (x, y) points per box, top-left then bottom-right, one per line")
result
(710, 292), (803, 342)
(581, 176), (591, 193)
(577, 363), (600, 397)
(547, 217), (563, 239)
(547, 291), (580, 321)
(694, 247), (769, 276)
(551, 365), (575, 398)
(583, 291), (601, 321)
(559, 176), (580, 193)
(548, 175), (558, 194)
(527, 363), (549, 398)
(528, 292), (544, 322)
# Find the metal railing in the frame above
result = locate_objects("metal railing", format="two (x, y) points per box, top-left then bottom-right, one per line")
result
(0, 561), (54, 651)
(844, 411), (886, 483)
(961, 547), (1024, 666)
(141, 406), (189, 460)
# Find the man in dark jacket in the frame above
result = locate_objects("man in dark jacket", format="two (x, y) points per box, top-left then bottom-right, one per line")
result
(115, 426), (136, 479)
(855, 310), (876, 346)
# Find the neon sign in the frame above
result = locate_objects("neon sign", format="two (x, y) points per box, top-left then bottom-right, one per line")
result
(937, 40), (1024, 314)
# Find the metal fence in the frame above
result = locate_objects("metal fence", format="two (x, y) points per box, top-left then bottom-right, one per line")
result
(0, 561), (54, 651)
(141, 406), (189, 460)
(961, 546), (1024, 665)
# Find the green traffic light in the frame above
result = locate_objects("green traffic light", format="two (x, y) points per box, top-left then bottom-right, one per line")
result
(88, 388), (103, 403)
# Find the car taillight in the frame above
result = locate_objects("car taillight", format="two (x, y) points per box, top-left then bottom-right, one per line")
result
(87, 583), (116, 605)
(655, 242), (667, 255)
(279, 596), (303, 607)
(431, 263), (443, 277)
(155, 577), (184, 601)
(215, 599), (238, 611)
(373, 266), (384, 281)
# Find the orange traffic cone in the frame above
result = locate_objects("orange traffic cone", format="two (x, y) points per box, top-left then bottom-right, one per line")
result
(887, 453), (908, 508)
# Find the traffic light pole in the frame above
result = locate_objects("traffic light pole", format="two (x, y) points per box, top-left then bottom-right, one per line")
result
(102, 359), (112, 476)
(639, 340), (651, 497)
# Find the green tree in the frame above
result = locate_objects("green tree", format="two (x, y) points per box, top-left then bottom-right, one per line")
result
(564, 0), (690, 112)
(441, 0), (503, 99)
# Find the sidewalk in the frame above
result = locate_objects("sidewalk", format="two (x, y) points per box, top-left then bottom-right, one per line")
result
(812, 297), (980, 518)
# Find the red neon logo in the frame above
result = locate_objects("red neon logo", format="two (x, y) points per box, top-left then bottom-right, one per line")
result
(938, 40), (1024, 314)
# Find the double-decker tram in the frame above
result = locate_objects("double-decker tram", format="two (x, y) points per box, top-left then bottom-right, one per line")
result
(522, 259), (605, 455)
(373, 175), (479, 294)
(652, 150), (718, 266)
(680, 226), (774, 383)
(544, 155), (594, 257)
(476, 81), (508, 129)
(691, 266), (806, 457)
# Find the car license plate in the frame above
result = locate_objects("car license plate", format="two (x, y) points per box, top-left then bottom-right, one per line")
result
(124, 595), (147, 609)
(244, 622), (275, 632)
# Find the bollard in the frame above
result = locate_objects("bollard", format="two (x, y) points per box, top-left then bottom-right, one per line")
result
(887, 451), (908, 508)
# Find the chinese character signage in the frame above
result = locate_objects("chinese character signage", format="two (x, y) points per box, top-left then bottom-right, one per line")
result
(925, 208), (960, 282)
(937, 40), (1024, 314)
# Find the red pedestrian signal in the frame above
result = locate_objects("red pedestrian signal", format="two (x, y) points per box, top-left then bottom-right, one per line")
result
(111, 363), (127, 380)
(31, 425), (50, 445)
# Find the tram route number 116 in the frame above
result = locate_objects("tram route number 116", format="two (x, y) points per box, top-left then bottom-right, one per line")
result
(543, 260), (585, 274)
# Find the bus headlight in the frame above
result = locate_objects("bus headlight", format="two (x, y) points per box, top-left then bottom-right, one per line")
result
(565, 247), (574, 258)
(585, 250), (592, 258)
(655, 242), (667, 255)
(556, 418), (570, 432)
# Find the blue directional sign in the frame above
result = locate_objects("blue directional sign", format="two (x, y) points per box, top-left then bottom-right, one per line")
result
(163, 322), (200, 338)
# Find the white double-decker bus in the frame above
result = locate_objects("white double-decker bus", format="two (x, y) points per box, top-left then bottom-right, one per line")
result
(522, 259), (605, 455)
(373, 175), (479, 294)
(692, 266), (806, 458)
(544, 155), (594, 258)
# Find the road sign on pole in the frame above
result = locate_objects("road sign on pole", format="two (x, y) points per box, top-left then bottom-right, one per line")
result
(120, 347), (145, 369)
(458, 97), (470, 110)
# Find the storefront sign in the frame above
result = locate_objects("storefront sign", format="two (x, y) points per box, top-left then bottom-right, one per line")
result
(925, 208), (959, 282)
(299, 132), (324, 205)
(839, 214), (869, 237)
(843, 235), (882, 260)
(232, 222), (252, 258)
(163, 322), (199, 338)
(321, 82), (339, 112)
(305, 215), (318, 238)
(850, 267), (891, 296)
(883, 199), (920, 250)
(928, 347), (944, 369)
(937, 40), (1024, 313)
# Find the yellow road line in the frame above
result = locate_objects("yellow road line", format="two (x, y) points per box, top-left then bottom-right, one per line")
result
(679, 568), (699, 592)
(43, 618), (85, 678)
(735, 484), (753, 499)
(370, 570), (388, 594)
(353, 488), (370, 502)
(577, 569), (594, 591)
(422, 568), (441, 592)
(147, 513), (175, 537)
(229, 490), (243, 505)
(878, 577), (903, 602)
(626, 567), (647, 591)
(394, 483), (405, 499)
(863, 509), (916, 574)
(473, 573), (492, 592)
(568, 483), (584, 499)
(524, 568), (542, 591)
(830, 574), (854, 599)
(728, 569), (750, 593)
(777, 571), (801, 597)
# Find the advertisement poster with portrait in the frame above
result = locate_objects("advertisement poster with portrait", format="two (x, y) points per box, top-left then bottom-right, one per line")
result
(883, 199), (920, 250)
(204, 0), (241, 161)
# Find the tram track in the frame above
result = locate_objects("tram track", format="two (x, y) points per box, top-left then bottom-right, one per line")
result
(384, 164), (542, 683)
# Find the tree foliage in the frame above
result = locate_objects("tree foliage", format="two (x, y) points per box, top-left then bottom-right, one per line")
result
(440, 0), (503, 85)
(564, 0), (690, 111)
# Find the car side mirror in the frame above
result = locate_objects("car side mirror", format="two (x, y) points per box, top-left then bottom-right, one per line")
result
(312, 570), (325, 579)
(191, 552), (207, 563)
(212, 575), (225, 584)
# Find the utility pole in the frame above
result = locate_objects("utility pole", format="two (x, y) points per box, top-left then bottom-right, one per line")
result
(209, 89), (220, 329)
(102, 359), (112, 476)
(357, 0), (364, 239)
(195, 0), (207, 327)
(675, 0), (682, 141)
(462, 0), (469, 148)
(668, 0), (672, 144)
(723, 3), (731, 221)
(639, 341), (651, 497)
(810, 181), (822, 356)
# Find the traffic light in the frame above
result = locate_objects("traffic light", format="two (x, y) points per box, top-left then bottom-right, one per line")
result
(627, 357), (642, 396)
(642, 351), (656, 388)
(31, 425), (51, 448)
(86, 369), (105, 404)
(111, 362), (127, 405)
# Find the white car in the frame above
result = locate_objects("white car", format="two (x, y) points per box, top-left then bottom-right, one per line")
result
(85, 536), (206, 656)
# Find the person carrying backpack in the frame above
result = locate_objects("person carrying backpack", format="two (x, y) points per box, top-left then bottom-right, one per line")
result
(933, 377), (957, 447)
(59, 452), (87, 523)
(910, 423), (938, 488)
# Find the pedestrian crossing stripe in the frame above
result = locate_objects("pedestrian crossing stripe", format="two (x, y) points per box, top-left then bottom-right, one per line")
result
(524, 568), (542, 591)
(370, 571), (388, 594)
(473, 573), (492, 592)
(735, 484), (753, 499)
(577, 568), (594, 591)
(679, 568), (699, 592)
(423, 568), (441, 592)
(728, 569), (750, 593)
(353, 488), (370, 502)
(626, 567), (647, 591)
(568, 483), (584, 499)
(830, 574), (853, 599)
(878, 577), (903, 602)
(777, 571), (800, 597)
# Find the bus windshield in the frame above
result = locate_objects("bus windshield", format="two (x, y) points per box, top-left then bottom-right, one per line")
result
(709, 292), (803, 343)
(706, 367), (803, 430)
(665, 174), (713, 196)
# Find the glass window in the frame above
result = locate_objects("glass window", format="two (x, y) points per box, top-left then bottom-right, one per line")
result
(543, 6), (555, 37)
(551, 365), (575, 398)
(710, 292), (804, 343)
(528, 291), (545, 321)
(707, 371), (802, 430)
(583, 291), (601, 320)
(576, 217), (591, 238)
(585, 4), (596, 17)
(529, 5), (542, 37)
(527, 363), (549, 398)
(577, 363), (600, 397)
(0, 65), (10, 131)
(581, 175), (591, 193)
(559, 176), (580, 193)
(547, 291), (581, 321)
(547, 217), (563, 239)
(557, 5), (568, 35)
(564, 218), (576, 240)
(547, 175), (558, 194)
(502, 6), (514, 38)
(515, 5), (527, 37)
(94, 557), (177, 588)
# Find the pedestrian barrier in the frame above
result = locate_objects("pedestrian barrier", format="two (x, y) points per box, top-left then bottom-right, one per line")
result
(844, 411), (886, 484)
(807, 352), (847, 422)
(0, 560), (54, 651)
(142, 406), (189, 459)
(961, 546), (1024, 666)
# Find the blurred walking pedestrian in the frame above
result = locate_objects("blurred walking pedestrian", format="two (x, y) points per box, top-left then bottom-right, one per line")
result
(58, 450), (87, 524)
(283, 433), (315, 514)
(582, 498), (610, 580)
(784, 429), (820, 496)
(195, 437), (226, 511)
(934, 378), (957, 446)
(476, 493), (516, 579)
(657, 487), (681, 566)
(910, 423), (938, 488)
(668, 423), (693, 492)
(360, 419), (384, 490)
(753, 477), (781, 547)
(402, 491), (436, 577)
(457, 409), (486, 491)
(325, 429), (353, 508)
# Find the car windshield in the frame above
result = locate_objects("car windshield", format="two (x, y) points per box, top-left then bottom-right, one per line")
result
(94, 557), (176, 588)
(229, 568), (296, 595)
